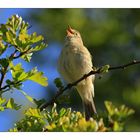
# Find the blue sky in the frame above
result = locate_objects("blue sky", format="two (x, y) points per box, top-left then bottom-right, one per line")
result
(0, 9), (61, 131)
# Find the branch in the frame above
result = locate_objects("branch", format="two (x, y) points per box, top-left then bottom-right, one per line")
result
(0, 48), (31, 94)
(0, 81), (21, 92)
(13, 48), (31, 59)
(6, 43), (31, 60)
(0, 50), (17, 92)
(109, 60), (140, 70)
(40, 59), (140, 111)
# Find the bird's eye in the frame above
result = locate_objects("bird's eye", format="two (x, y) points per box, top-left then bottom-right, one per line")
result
(75, 32), (78, 36)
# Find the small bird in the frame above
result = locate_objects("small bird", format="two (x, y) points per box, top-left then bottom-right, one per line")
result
(57, 26), (97, 120)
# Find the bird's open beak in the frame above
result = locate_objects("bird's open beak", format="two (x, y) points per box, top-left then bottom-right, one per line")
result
(66, 25), (74, 36)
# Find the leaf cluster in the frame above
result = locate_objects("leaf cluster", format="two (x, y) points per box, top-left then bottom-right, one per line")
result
(9, 101), (134, 132)
(0, 15), (48, 111)
(0, 97), (21, 111)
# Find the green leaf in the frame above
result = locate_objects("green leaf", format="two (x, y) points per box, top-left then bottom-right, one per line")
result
(13, 15), (22, 31)
(19, 90), (34, 104)
(0, 106), (5, 111)
(113, 121), (123, 132)
(25, 108), (42, 118)
(19, 20), (29, 34)
(0, 58), (9, 69)
(9, 62), (28, 81)
(118, 105), (135, 119)
(31, 42), (47, 52)
(33, 99), (46, 108)
(99, 65), (110, 74)
(29, 32), (44, 43)
(21, 53), (33, 62)
(52, 103), (57, 114)
(0, 41), (7, 55)
(59, 108), (67, 117)
(6, 98), (21, 110)
(54, 78), (63, 88)
(9, 128), (18, 132)
(105, 101), (116, 116)
(19, 32), (28, 43)
(28, 71), (48, 87)
(10, 62), (48, 87)
(6, 79), (12, 85)
(0, 97), (6, 111)
(1, 14), (47, 62)
(0, 30), (3, 35)
(0, 24), (8, 35)
(105, 101), (135, 121)
(6, 15), (22, 32)
(5, 31), (16, 44)
(0, 97), (6, 105)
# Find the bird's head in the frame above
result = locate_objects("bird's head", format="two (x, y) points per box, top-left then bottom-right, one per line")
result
(65, 26), (83, 46)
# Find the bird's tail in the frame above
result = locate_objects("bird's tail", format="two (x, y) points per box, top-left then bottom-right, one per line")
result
(83, 98), (97, 121)
(76, 77), (96, 121)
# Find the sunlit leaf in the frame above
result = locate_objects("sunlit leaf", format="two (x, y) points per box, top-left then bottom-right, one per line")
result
(9, 62), (28, 81)
(0, 106), (5, 111)
(0, 97), (6, 105)
(105, 101), (135, 122)
(10, 62), (48, 87)
(28, 71), (48, 87)
(31, 42), (47, 52)
(21, 53), (33, 62)
(0, 97), (7, 111)
(0, 42), (7, 55)
(59, 108), (67, 117)
(29, 32), (44, 43)
(9, 128), (18, 132)
(113, 121), (123, 132)
(25, 108), (42, 118)
(105, 101), (116, 116)
(19, 33), (28, 43)
(19, 90), (34, 104)
(99, 65), (110, 74)
(6, 98), (21, 110)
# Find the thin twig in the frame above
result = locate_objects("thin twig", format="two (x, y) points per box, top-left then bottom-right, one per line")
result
(40, 59), (140, 111)
(109, 60), (140, 70)
(13, 48), (31, 59)
(27, 25), (32, 30)
(0, 81), (21, 91)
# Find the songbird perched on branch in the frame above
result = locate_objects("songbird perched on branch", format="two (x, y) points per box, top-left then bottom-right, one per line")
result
(58, 26), (97, 120)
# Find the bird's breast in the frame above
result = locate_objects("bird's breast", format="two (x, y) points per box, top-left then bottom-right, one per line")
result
(58, 45), (93, 83)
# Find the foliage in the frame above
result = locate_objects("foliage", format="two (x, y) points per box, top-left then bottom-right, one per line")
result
(9, 101), (134, 132)
(54, 78), (63, 89)
(0, 97), (21, 111)
(99, 65), (110, 74)
(0, 15), (48, 112)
